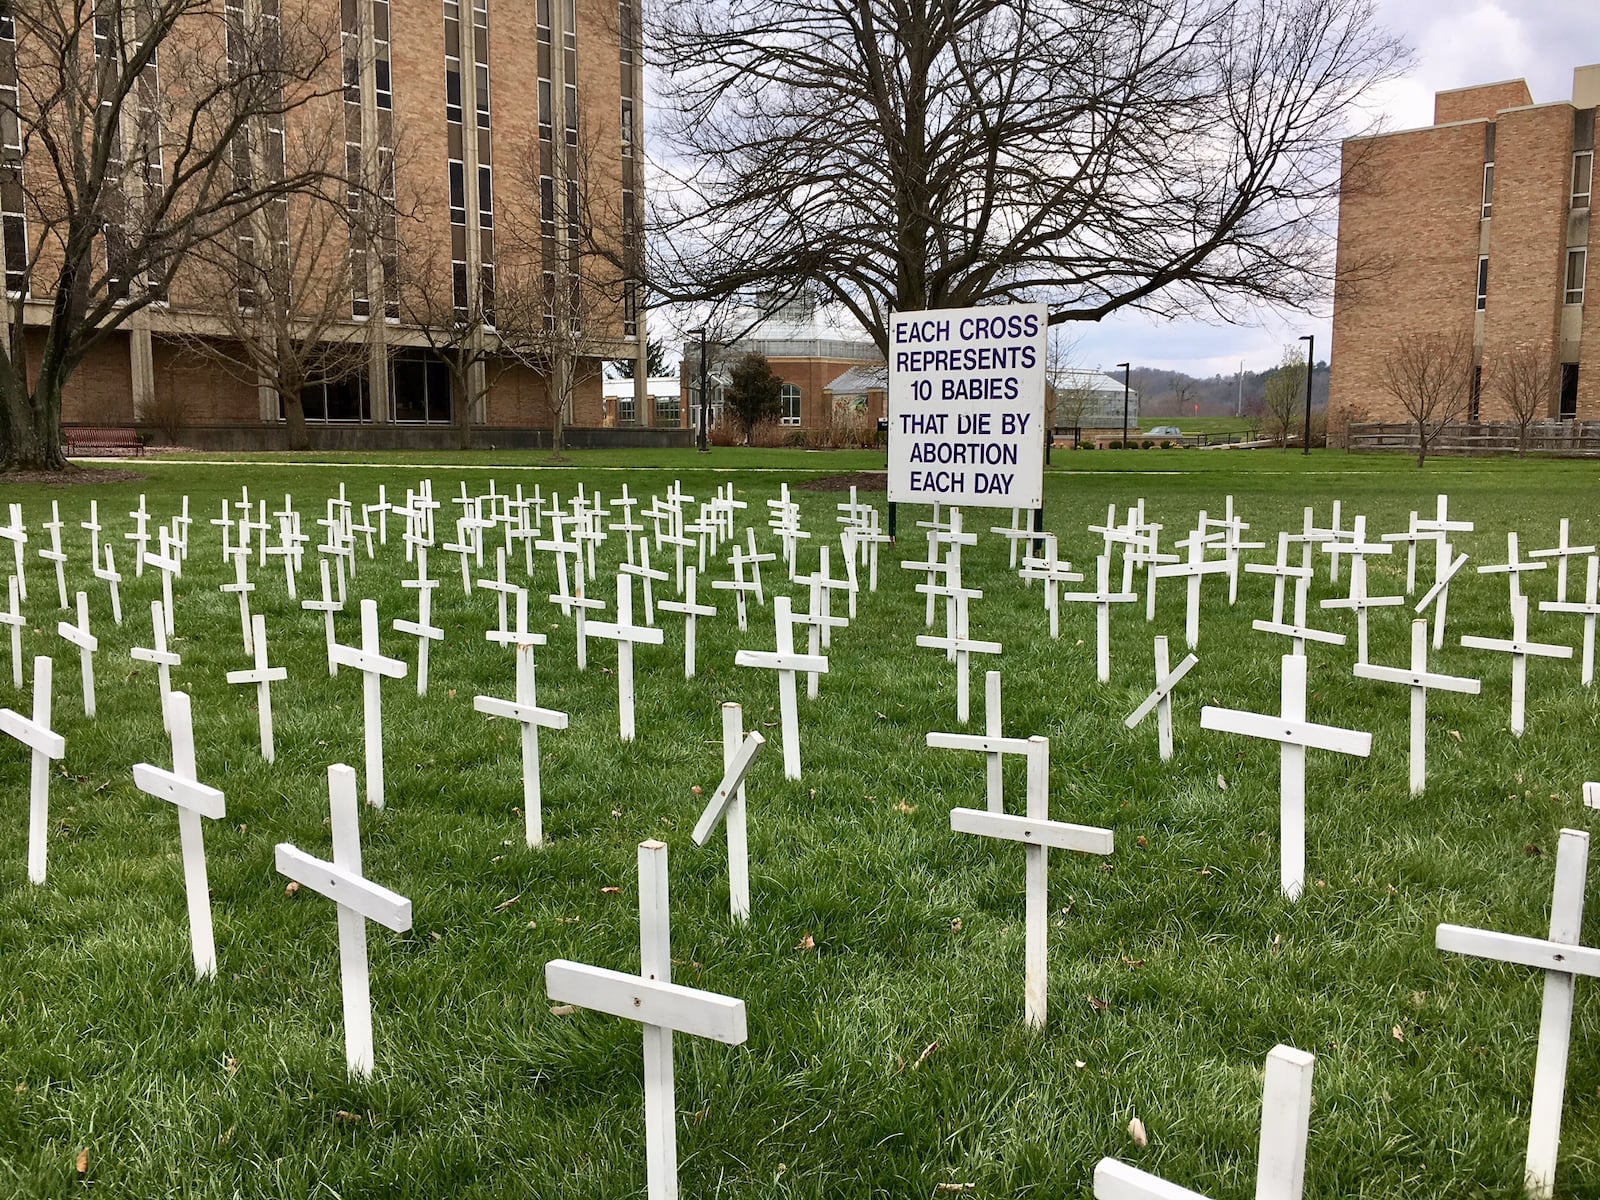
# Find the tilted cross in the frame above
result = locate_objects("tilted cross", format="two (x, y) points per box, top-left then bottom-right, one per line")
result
(1124, 636), (1200, 762)
(1415, 540), (1469, 651)
(691, 702), (766, 921)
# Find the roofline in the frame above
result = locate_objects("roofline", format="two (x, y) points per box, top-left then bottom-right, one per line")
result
(1434, 77), (1529, 97)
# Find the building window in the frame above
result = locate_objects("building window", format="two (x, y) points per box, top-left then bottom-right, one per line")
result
(1481, 161), (1494, 219)
(780, 383), (802, 426)
(1560, 364), (1579, 420)
(618, 391), (636, 424)
(1575, 151), (1594, 209)
(654, 392), (680, 426)
(292, 374), (371, 422)
(1476, 255), (1488, 311)
(1566, 248), (1587, 305)
(391, 350), (455, 423)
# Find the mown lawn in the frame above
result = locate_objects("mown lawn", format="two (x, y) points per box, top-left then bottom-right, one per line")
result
(1, 449), (1598, 1198)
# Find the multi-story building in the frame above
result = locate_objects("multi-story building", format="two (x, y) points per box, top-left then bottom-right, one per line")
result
(1331, 64), (1599, 428)
(5, 0), (648, 447)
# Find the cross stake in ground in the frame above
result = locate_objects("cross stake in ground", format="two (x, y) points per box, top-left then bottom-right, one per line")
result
(1437, 828), (1600, 1200)
(133, 690), (226, 979)
(1201, 654), (1372, 899)
(1353, 619), (1479, 794)
(1539, 555), (1600, 686)
(691, 703), (765, 921)
(226, 614), (288, 762)
(587, 573), (665, 741)
(276, 763), (413, 1079)
(1460, 593), (1572, 737)
(0, 655), (65, 884)
(474, 639), (569, 847)
(57, 591), (98, 718)
(735, 595), (828, 779)
(949, 736), (1113, 1028)
(1124, 636), (1200, 761)
(329, 599), (408, 808)
(131, 600), (181, 732)
(545, 840), (748, 1200)
(658, 566), (717, 678)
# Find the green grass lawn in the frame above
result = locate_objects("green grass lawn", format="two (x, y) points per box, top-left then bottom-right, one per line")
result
(2, 450), (1599, 1198)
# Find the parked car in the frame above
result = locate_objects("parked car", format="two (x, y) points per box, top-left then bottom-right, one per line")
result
(1148, 425), (1183, 436)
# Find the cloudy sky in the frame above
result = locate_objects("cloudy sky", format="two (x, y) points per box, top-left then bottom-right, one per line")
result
(1070, 0), (1600, 380)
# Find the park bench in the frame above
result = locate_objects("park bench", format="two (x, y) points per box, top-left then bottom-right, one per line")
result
(64, 426), (144, 457)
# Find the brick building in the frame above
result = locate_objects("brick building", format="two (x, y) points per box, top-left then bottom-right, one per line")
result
(1331, 64), (1599, 428)
(7, 0), (648, 447)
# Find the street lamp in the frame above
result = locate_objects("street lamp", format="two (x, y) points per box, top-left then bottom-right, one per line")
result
(687, 325), (712, 453)
(1298, 334), (1314, 456)
(1116, 363), (1131, 447)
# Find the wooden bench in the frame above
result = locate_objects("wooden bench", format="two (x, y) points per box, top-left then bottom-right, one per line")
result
(65, 426), (145, 457)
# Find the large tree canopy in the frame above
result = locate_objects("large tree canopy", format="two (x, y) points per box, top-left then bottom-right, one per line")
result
(647, 0), (1407, 349)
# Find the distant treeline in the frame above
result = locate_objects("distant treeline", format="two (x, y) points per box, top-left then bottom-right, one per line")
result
(1130, 362), (1329, 419)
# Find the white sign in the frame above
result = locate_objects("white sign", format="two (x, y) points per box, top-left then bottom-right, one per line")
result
(888, 303), (1047, 508)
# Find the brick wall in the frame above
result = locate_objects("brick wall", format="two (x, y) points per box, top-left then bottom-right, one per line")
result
(1434, 81), (1533, 125)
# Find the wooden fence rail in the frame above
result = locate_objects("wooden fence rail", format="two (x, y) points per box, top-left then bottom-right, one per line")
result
(1347, 421), (1600, 458)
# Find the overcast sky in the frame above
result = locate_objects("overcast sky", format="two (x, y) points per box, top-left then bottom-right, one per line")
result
(1070, 0), (1600, 381)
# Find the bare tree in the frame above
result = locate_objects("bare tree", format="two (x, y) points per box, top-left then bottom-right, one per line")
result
(1379, 330), (1474, 467)
(1492, 341), (1551, 458)
(1260, 346), (1306, 448)
(646, 0), (1408, 351)
(0, 0), (345, 470)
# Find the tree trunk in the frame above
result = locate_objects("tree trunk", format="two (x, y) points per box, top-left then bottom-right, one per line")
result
(1415, 420), (1426, 468)
(280, 392), (312, 452)
(2, 376), (68, 472)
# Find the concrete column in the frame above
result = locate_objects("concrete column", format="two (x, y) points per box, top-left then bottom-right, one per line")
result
(128, 318), (155, 421)
(358, 0), (390, 422)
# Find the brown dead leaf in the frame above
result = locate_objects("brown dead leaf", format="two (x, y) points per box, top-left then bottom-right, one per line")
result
(549, 1004), (577, 1016)
(1449, 729), (1462, 741)
(1128, 1116), (1148, 1148)
(75, 1148), (89, 1175)
(447, 689), (457, 699)
(794, 932), (815, 952)
(334, 1110), (362, 1125)
(934, 1185), (975, 1194)
(895, 800), (917, 814)
(225, 1056), (239, 1076)
(692, 1106), (711, 1126)
(1087, 995), (1110, 1012)
(1121, 957), (1146, 970)
(1392, 1024), (1405, 1043)
(284, 880), (300, 897)
(1525, 844), (1543, 858)
(600, 886), (622, 895)
(1136, 835), (1148, 848)
(493, 894), (521, 912)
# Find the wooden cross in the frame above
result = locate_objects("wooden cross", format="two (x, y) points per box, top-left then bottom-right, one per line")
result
(486, 585), (547, 653)
(57, 591), (97, 717)
(949, 736), (1114, 1028)
(536, 516), (581, 617)
(1437, 828), (1598, 1199)
(557, 571), (606, 671)
(80, 500), (101, 567)
(1353, 619), (1480, 795)
(1529, 518), (1595, 603)
(92, 544), (123, 626)
(1152, 517), (1230, 648)
(1202, 495), (1263, 605)
(1201, 654), (1372, 899)
(475, 637), (569, 847)
(915, 588), (1001, 723)
(620, 538), (670, 625)
(1307, 499), (1346, 583)
(477, 546), (520, 637)
(226, 614), (288, 762)
(0, 503), (26, 603)
(742, 527), (776, 604)
(1124, 636), (1200, 762)
(1, 575), (23, 688)
(133, 690), (226, 979)
(276, 763), (413, 1079)
(1416, 540), (1469, 651)
(443, 512), (478, 597)
(125, 494), (150, 576)
(39, 500), (67, 609)
(395, 549), (445, 695)
(0, 655), (65, 884)
(545, 840), (748, 1200)
(173, 495), (193, 561)
(609, 486), (641, 562)
(735, 595), (828, 779)
(1247, 531), (1311, 628)
(1479, 531), (1548, 606)
(658, 566), (717, 678)
(710, 544), (760, 631)
(1252, 558), (1346, 656)
(1413, 492), (1473, 579)
(991, 507), (1036, 569)
(1540, 555), (1600, 686)
(691, 702), (766, 921)
(301, 558), (343, 677)
(852, 513), (889, 593)
(1461, 593), (1573, 737)
(800, 544), (854, 650)
(927, 676), (1030, 814)
(131, 600), (181, 730)
(329, 599), (408, 808)
(587, 573), (665, 741)
(1094, 1044), (1316, 1200)
(1319, 547), (1404, 665)
(1381, 510), (1428, 594)
(221, 548), (257, 655)
(1020, 536), (1084, 639)
(1059, 555), (1137, 682)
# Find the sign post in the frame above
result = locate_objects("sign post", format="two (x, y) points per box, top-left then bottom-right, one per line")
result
(888, 303), (1047, 511)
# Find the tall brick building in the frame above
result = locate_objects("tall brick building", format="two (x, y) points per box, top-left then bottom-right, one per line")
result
(1331, 64), (1599, 427)
(8, 0), (648, 446)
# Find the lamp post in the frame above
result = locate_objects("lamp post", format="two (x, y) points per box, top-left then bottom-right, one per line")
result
(687, 325), (711, 453)
(1117, 362), (1131, 447)
(1298, 334), (1314, 456)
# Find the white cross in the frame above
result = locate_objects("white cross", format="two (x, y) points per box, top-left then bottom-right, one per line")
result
(1201, 654), (1372, 898)
(1416, 541), (1469, 651)
(1413, 493), (1473, 576)
(1461, 593), (1573, 737)
(133, 690), (226, 979)
(1437, 827), (1598, 1199)
(926, 673), (1027, 814)
(735, 595), (828, 779)
(173, 495), (193, 561)
(1540, 555), (1600, 686)
(1152, 517), (1229, 648)
(486, 587), (547, 652)
(1094, 1044), (1316, 1200)
(226, 614), (288, 762)
(915, 589), (1001, 724)
(1319, 549), (1404, 665)
(536, 517), (581, 617)
(80, 500), (101, 566)
(1252, 558), (1345, 657)
(92, 543), (122, 626)
(1381, 510), (1428, 594)
(1353, 619), (1480, 794)
(0, 655), (65, 884)
(1202, 495), (1263, 605)
(1308, 499), (1346, 583)
(691, 702), (766, 921)
(130, 600), (181, 731)
(852, 514), (889, 593)
(1124, 636), (1200, 762)
(1060, 555), (1137, 682)
(443, 513), (477, 597)
(477, 547), (519, 637)
(1019, 535), (1084, 639)
(1247, 531), (1310, 627)
(276, 763), (413, 1079)
(0, 503), (26, 603)
(1479, 531), (1547, 606)
(1529, 519), (1595, 603)
(221, 549), (257, 655)
(620, 538), (669, 625)
(742, 527), (776, 604)
(56, 591), (97, 717)
(475, 637), (569, 847)
(991, 507), (1036, 569)
(658, 566), (717, 679)
(545, 840), (748, 1200)
(145, 528), (182, 638)
(125, 494), (150, 576)
(395, 550), (445, 696)
(949, 736), (1113, 1028)
(558, 571), (606, 672)
(329, 599), (408, 808)
(588, 573), (665, 741)
(1, 575), (23, 688)
(799, 544), (853, 650)
(301, 558), (343, 677)
(39, 500), (67, 609)
(710, 544), (760, 631)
